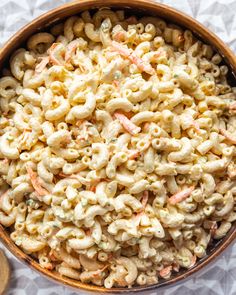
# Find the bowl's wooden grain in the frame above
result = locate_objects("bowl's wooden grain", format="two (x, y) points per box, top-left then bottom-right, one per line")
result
(0, 249), (10, 295)
(0, 0), (235, 293)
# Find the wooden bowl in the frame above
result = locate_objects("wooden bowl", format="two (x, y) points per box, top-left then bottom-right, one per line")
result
(0, 0), (235, 293)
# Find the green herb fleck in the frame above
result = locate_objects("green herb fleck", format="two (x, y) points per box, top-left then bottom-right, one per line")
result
(26, 199), (35, 206)
(114, 71), (122, 80)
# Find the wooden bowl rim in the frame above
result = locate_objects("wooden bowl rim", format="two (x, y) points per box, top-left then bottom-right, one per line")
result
(0, 0), (236, 293)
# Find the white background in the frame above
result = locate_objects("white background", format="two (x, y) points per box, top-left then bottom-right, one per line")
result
(0, 0), (236, 294)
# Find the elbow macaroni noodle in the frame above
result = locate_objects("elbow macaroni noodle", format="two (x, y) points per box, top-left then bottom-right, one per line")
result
(0, 8), (235, 288)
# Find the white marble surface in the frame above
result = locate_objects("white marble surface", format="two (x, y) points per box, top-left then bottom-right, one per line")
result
(0, 0), (236, 294)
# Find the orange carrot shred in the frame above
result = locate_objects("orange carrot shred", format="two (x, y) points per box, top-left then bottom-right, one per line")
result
(168, 186), (195, 205)
(220, 128), (236, 144)
(35, 56), (49, 73)
(159, 266), (172, 278)
(114, 112), (141, 135)
(26, 166), (49, 196)
(111, 41), (155, 75)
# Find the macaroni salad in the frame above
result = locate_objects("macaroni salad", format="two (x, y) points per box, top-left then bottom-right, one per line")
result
(0, 8), (236, 288)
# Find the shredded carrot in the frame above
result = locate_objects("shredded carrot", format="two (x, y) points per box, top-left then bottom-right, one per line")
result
(141, 190), (149, 208)
(172, 262), (180, 272)
(113, 31), (125, 42)
(210, 221), (218, 237)
(49, 251), (57, 261)
(44, 262), (54, 270)
(130, 53), (155, 75)
(90, 185), (96, 193)
(92, 265), (109, 277)
(65, 39), (80, 63)
(134, 211), (144, 226)
(111, 41), (155, 75)
(134, 191), (149, 226)
(168, 186), (195, 205)
(113, 80), (119, 88)
(189, 255), (197, 268)
(220, 128), (236, 144)
(143, 122), (150, 132)
(47, 43), (64, 65)
(26, 166), (49, 196)
(114, 112), (141, 135)
(159, 266), (172, 278)
(35, 56), (49, 73)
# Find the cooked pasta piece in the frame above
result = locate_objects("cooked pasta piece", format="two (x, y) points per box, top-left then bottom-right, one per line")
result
(0, 8), (235, 289)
